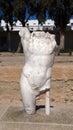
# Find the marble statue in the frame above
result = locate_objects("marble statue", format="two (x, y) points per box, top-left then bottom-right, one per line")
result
(19, 27), (57, 115)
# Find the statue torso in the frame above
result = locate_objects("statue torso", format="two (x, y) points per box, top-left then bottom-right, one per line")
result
(22, 31), (55, 89)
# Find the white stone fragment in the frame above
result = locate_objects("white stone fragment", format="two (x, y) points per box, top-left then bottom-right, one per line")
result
(19, 27), (57, 115)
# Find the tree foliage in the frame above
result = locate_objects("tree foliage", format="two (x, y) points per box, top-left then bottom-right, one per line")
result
(0, 0), (73, 30)
(0, 0), (13, 30)
(28, 0), (73, 29)
(48, 0), (73, 30)
(0, 0), (31, 28)
(29, 0), (57, 24)
(29, 0), (49, 24)
(13, 0), (26, 26)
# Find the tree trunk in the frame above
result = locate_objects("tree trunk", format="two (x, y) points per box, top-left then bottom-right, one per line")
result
(59, 31), (65, 50)
(16, 41), (23, 53)
(7, 31), (11, 52)
(56, 31), (65, 55)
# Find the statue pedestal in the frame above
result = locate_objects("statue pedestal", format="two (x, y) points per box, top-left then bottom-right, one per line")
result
(19, 27), (57, 115)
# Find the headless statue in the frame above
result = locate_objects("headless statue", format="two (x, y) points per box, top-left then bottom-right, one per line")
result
(19, 27), (57, 115)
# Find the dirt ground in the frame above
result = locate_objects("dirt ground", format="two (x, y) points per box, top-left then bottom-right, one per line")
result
(0, 52), (73, 106)
(0, 52), (73, 130)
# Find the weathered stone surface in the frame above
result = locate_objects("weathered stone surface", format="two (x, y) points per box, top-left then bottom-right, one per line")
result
(0, 103), (73, 130)
(0, 122), (73, 130)
(1, 104), (73, 124)
(0, 99), (10, 120)
(19, 27), (57, 114)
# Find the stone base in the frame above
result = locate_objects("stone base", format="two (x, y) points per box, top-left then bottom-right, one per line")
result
(0, 122), (73, 130)
(0, 101), (73, 130)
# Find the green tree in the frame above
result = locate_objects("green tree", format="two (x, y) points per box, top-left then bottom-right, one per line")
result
(29, 0), (50, 24)
(13, 0), (26, 26)
(0, 0), (33, 52)
(48, 0), (73, 53)
(0, 0), (14, 51)
(29, 0), (73, 54)
(13, 0), (31, 52)
(0, 0), (13, 30)
(0, 0), (73, 52)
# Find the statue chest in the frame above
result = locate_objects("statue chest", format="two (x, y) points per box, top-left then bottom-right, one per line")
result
(28, 38), (51, 55)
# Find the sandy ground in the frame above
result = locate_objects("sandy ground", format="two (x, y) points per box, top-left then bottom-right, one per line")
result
(0, 52), (73, 105)
(0, 52), (73, 130)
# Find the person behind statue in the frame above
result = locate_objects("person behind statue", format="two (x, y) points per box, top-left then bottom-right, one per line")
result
(19, 27), (57, 115)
